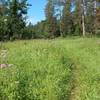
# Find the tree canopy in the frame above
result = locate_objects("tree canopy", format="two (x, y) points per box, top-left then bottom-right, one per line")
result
(0, 0), (100, 40)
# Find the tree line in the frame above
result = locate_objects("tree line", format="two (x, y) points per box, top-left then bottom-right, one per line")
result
(0, 0), (100, 40)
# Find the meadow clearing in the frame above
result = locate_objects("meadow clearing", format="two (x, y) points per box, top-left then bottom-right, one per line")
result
(0, 37), (100, 100)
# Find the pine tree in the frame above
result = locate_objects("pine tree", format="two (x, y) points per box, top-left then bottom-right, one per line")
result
(61, 0), (72, 36)
(73, 0), (82, 35)
(6, 0), (29, 39)
(0, 0), (8, 40)
(95, 0), (100, 34)
(54, 0), (66, 36)
(45, 0), (58, 38)
(84, 0), (95, 35)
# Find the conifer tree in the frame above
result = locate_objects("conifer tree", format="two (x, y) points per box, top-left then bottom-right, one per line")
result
(61, 0), (72, 36)
(45, 0), (58, 38)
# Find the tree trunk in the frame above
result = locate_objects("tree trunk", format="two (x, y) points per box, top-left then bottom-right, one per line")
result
(82, 0), (85, 37)
(82, 14), (85, 37)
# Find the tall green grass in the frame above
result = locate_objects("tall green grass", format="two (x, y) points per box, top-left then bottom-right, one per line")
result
(60, 38), (100, 100)
(0, 38), (100, 100)
(0, 40), (73, 100)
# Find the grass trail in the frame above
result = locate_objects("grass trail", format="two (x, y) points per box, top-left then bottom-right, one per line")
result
(0, 38), (100, 100)
(60, 38), (100, 100)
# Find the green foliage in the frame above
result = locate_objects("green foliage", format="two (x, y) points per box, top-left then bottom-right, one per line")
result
(61, 0), (73, 35)
(0, 0), (29, 40)
(0, 16), (8, 40)
(21, 24), (36, 39)
(73, 0), (82, 35)
(45, 0), (59, 38)
(33, 20), (49, 38)
(0, 0), (100, 39)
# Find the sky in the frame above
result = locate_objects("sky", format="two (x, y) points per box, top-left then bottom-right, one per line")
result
(27, 0), (47, 25)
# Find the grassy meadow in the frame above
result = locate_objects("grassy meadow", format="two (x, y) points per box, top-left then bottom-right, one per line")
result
(0, 37), (100, 100)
